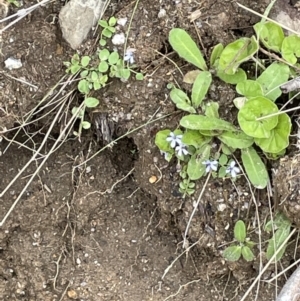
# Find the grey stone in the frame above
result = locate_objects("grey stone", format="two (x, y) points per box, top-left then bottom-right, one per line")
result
(59, 0), (107, 49)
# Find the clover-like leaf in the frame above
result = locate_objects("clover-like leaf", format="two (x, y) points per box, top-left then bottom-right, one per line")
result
(84, 97), (99, 108)
(282, 35), (300, 65)
(217, 67), (247, 84)
(238, 96), (278, 138)
(236, 80), (263, 98)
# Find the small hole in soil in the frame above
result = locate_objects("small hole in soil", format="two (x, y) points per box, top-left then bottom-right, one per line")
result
(109, 137), (138, 174)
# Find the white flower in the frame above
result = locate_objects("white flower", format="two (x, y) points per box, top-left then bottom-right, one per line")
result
(166, 132), (183, 148)
(175, 144), (189, 156)
(226, 161), (240, 178)
(124, 48), (135, 64)
(203, 160), (218, 173)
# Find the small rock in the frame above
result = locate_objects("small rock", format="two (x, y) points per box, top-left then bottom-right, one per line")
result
(112, 33), (125, 45)
(5, 58), (22, 70)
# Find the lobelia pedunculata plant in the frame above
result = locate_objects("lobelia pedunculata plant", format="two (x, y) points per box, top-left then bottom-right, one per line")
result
(155, 20), (298, 194)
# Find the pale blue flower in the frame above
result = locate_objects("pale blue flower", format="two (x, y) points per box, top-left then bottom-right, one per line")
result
(166, 132), (183, 148)
(226, 161), (240, 178)
(124, 49), (135, 64)
(203, 160), (218, 173)
(175, 143), (189, 156)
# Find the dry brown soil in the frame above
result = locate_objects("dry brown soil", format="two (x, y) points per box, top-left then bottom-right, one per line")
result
(0, 0), (300, 300)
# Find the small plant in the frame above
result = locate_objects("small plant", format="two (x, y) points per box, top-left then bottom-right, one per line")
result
(223, 220), (255, 262)
(64, 17), (144, 138)
(7, 0), (21, 7)
(155, 20), (298, 193)
(265, 212), (291, 262)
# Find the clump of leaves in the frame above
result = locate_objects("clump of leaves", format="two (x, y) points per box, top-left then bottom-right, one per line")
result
(64, 17), (143, 138)
(223, 220), (255, 262)
(156, 21), (297, 193)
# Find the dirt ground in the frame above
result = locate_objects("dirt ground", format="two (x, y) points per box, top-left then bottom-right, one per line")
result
(1, 0), (300, 300)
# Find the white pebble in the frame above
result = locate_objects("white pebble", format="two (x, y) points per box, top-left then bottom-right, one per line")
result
(5, 58), (22, 70)
(112, 33), (125, 45)
(117, 18), (128, 26)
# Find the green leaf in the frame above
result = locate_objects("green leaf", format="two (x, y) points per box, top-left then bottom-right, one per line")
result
(102, 28), (113, 38)
(217, 68), (247, 84)
(255, 113), (291, 154)
(242, 246), (255, 261)
(135, 73), (144, 80)
(218, 131), (254, 149)
(210, 43), (224, 67)
(71, 53), (80, 64)
(233, 97), (247, 110)
(100, 39), (107, 46)
(108, 51), (120, 65)
(254, 21), (284, 52)
(99, 49), (110, 61)
(170, 88), (196, 113)
(219, 153), (228, 165)
(182, 130), (211, 148)
(84, 97), (99, 108)
(119, 68), (131, 80)
(236, 80), (263, 98)
(204, 102), (219, 118)
(91, 71), (98, 82)
(223, 245), (242, 262)
(80, 70), (89, 77)
(257, 62), (290, 101)
(169, 28), (207, 70)
(265, 212), (291, 232)
(81, 121), (91, 129)
(155, 129), (174, 153)
(238, 96), (279, 138)
(221, 143), (234, 155)
(191, 71), (212, 108)
(180, 115), (237, 132)
(187, 144), (211, 180)
(266, 225), (290, 262)
(98, 61), (109, 73)
(81, 56), (91, 67)
(241, 147), (269, 189)
(71, 106), (84, 118)
(234, 220), (246, 243)
(98, 20), (108, 27)
(218, 36), (259, 74)
(78, 79), (90, 94)
(108, 16), (117, 26)
(281, 35), (300, 65)
(70, 64), (81, 74)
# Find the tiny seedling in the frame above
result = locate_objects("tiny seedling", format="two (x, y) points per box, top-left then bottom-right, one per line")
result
(223, 220), (255, 262)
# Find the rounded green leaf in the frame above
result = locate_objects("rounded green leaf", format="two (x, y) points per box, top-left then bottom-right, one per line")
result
(98, 20), (108, 27)
(100, 39), (107, 46)
(78, 79), (90, 94)
(169, 28), (207, 71)
(182, 130), (210, 148)
(241, 147), (269, 189)
(254, 113), (291, 154)
(98, 61), (109, 73)
(155, 129), (174, 153)
(191, 71), (212, 108)
(234, 220), (246, 243)
(282, 35), (300, 65)
(81, 121), (91, 129)
(236, 80), (263, 98)
(108, 16), (117, 26)
(242, 246), (255, 261)
(218, 131), (254, 149)
(99, 49), (110, 61)
(238, 96), (278, 138)
(108, 51), (120, 65)
(84, 97), (99, 108)
(81, 56), (91, 67)
(204, 102), (219, 118)
(180, 115), (237, 132)
(135, 73), (144, 80)
(254, 21), (284, 53)
(223, 245), (242, 262)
